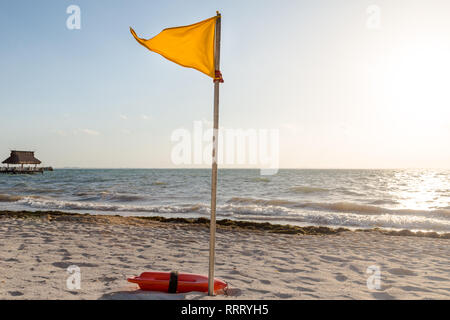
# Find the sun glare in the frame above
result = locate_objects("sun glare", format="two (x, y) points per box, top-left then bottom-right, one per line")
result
(380, 38), (450, 129)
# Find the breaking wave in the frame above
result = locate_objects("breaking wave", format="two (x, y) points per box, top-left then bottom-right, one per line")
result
(108, 194), (146, 202)
(0, 194), (23, 202)
(1, 181), (450, 232)
(225, 197), (450, 218)
(73, 192), (145, 202)
(227, 197), (295, 206)
(1, 195), (446, 232)
(16, 197), (210, 214)
(10, 197), (450, 232)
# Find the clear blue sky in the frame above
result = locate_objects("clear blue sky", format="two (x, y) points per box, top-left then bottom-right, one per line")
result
(1, 0), (449, 168)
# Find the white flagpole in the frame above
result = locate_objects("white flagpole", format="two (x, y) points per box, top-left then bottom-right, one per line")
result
(208, 11), (221, 296)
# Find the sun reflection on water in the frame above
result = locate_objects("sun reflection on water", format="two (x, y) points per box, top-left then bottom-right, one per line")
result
(391, 170), (450, 211)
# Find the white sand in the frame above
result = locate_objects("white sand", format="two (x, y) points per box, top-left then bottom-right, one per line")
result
(0, 215), (449, 300)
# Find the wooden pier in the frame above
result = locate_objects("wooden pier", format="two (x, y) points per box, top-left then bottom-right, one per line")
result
(0, 167), (53, 174)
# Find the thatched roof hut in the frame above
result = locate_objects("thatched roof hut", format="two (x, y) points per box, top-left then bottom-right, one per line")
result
(2, 151), (42, 165)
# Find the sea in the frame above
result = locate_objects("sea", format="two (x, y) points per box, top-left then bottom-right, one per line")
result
(1, 169), (450, 233)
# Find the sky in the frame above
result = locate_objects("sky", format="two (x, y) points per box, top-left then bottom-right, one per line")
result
(1, 0), (450, 169)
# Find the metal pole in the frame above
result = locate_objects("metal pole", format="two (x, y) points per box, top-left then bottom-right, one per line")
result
(208, 11), (221, 296)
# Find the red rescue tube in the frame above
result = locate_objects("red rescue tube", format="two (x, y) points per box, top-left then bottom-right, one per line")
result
(127, 271), (228, 294)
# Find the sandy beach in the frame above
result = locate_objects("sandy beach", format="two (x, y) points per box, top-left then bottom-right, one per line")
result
(0, 211), (449, 300)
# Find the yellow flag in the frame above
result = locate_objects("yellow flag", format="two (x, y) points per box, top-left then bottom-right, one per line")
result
(130, 16), (218, 79)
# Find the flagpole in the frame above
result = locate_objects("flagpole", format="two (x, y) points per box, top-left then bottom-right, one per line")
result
(208, 11), (221, 296)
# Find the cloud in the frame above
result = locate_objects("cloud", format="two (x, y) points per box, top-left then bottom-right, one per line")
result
(141, 114), (150, 120)
(119, 114), (128, 120)
(80, 129), (100, 136)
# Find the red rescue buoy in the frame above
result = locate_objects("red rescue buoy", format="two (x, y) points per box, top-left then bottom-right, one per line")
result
(127, 271), (228, 294)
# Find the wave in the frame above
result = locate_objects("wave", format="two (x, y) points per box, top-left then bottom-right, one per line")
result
(4, 193), (450, 220)
(225, 197), (450, 218)
(9, 196), (450, 233)
(13, 196), (288, 217)
(108, 194), (146, 202)
(294, 202), (386, 215)
(0, 194), (46, 202)
(73, 192), (145, 202)
(16, 197), (211, 214)
(334, 188), (366, 196)
(289, 186), (329, 194)
(0, 194), (23, 202)
(368, 199), (400, 206)
(231, 210), (450, 233)
(21, 188), (65, 194)
(227, 197), (295, 206)
(296, 202), (450, 218)
(220, 203), (450, 232)
(2, 192), (450, 232)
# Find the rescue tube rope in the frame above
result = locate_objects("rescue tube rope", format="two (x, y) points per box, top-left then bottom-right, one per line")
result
(168, 271), (179, 293)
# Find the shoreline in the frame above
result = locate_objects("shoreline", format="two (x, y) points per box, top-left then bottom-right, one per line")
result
(1, 210), (449, 239)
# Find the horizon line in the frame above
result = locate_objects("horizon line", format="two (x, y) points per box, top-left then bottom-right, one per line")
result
(52, 167), (450, 170)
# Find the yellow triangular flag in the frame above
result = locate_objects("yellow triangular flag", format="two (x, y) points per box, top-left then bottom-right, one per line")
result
(130, 16), (218, 78)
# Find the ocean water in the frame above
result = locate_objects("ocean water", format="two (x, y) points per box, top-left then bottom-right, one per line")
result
(1, 169), (450, 233)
